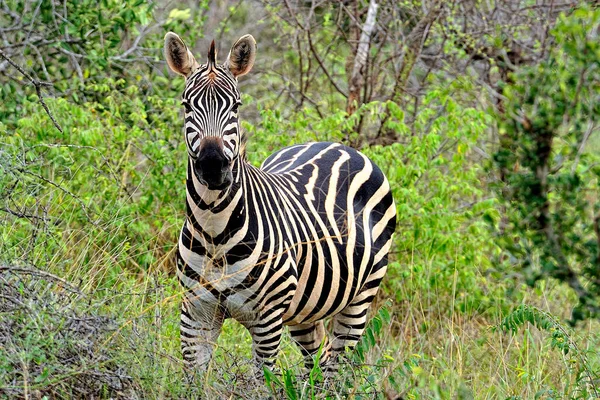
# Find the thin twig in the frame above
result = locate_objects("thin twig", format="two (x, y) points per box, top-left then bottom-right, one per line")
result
(0, 265), (83, 295)
(0, 48), (63, 133)
(306, 28), (348, 98)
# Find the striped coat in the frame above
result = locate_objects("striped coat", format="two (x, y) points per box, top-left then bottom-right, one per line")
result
(164, 32), (396, 375)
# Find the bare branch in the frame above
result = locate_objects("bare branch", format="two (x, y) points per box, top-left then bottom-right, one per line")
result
(0, 206), (49, 222)
(391, 2), (443, 105)
(0, 264), (83, 295)
(347, 0), (378, 115)
(306, 28), (348, 99)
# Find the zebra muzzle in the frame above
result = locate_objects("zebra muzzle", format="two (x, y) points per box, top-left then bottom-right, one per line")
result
(194, 139), (232, 190)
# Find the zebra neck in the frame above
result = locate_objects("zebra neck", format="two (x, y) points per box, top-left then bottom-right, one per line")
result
(185, 157), (247, 241)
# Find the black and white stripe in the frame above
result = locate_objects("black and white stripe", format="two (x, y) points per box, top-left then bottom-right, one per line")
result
(165, 32), (396, 376)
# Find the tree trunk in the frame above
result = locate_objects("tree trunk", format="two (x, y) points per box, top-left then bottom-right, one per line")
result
(346, 0), (378, 115)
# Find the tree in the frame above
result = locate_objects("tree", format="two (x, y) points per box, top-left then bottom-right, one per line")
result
(492, 4), (600, 324)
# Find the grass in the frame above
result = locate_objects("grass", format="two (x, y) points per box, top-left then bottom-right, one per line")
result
(2, 239), (599, 399)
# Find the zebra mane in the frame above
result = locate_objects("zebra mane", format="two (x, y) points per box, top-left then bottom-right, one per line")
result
(239, 127), (248, 160)
(207, 40), (217, 67)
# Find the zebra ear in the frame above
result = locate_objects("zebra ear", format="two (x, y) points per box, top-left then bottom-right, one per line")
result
(226, 34), (256, 78)
(164, 32), (198, 77)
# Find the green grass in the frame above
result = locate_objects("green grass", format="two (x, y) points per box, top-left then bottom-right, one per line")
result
(3, 243), (598, 399)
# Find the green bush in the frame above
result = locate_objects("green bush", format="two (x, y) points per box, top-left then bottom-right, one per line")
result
(492, 5), (600, 324)
(0, 0), (209, 125)
(1, 83), (185, 279)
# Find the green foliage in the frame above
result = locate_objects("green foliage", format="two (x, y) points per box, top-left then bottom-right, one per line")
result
(497, 305), (575, 354)
(492, 4), (600, 323)
(0, 0), (208, 125)
(1, 83), (185, 276)
(496, 304), (599, 399)
(368, 96), (501, 316)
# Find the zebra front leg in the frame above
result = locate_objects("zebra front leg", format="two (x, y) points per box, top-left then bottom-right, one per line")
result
(250, 310), (284, 379)
(181, 297), (225, 380)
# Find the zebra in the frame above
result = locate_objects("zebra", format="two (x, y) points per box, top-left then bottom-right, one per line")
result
(164, 32), (397, 377)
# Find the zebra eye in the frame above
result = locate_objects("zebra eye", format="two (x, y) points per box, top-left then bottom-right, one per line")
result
(182, 101), (192, 113)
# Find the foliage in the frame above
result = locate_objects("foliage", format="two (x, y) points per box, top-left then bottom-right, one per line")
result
(492, 5), (600, 324)
(0, 0), (208, 125)
(1, 0), (600, 399)
(1, 83), (185, 276)
(498, 304), (576, 355)
(364, 94), (500, 317)
(496, 304), (599, 398)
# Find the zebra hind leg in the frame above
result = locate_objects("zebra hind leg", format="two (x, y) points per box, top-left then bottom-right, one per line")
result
(330, 268), (386, 372)
(289, 321), (331, 372)
(180, 299), (225, 382)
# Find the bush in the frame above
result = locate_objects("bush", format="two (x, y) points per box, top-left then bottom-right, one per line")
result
(1, 84), (185, 278)
(492, 5), (600, 324)
(0, 266), (132, 398)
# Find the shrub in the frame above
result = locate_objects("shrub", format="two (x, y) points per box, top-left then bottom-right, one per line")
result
(492, 5), (600, 324)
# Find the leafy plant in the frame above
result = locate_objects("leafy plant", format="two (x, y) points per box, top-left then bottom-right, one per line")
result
(492, 4), (600, 324)
(496, 304), (599, 399)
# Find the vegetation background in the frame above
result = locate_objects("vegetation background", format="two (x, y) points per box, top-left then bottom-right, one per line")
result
(1, 0), (599, 398)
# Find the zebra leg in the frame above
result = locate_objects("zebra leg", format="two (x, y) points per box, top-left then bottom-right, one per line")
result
(250, 310), (284, 378)
(180, 297), (225, 379)
(330, 267), (386, 371)
(289, 321), (331, 371)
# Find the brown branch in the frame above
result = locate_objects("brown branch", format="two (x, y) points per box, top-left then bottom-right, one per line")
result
(306, 28), (348, 98)
(0, 47), (63, 133)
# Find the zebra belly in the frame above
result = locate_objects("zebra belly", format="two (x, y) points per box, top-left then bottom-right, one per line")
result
(182, 278), (260, 325)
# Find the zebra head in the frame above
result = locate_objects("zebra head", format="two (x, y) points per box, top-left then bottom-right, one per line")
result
(164, 32), (256, 190)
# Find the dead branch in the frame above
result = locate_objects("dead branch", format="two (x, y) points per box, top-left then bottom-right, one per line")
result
(0, 206), (49, 222)
(0, 264), (83, 295)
